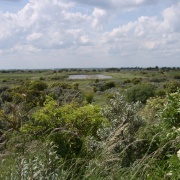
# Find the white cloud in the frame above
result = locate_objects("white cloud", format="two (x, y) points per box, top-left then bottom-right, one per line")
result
(0, 0), (92, 53)
(101, 3), (180, 61)
(92, 8), (108, 30)
(12, 44), (40, 53)
(27, 32), (42, 41)
(80, 35), (89, 44)
(0, 0), (179, 68)
(70, 0), (160, 10)
(67, 29), (82, 38)
(160, 2), (180, 32)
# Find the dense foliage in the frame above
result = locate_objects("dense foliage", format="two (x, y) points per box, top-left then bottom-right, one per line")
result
(125, 83), (155, 103)
(0, 69), (179, 179)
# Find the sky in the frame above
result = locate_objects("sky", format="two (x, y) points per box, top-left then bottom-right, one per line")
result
(0, 0), (179, 69)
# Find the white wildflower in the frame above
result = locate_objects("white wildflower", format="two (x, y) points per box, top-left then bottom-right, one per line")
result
(177, 149), (180, 160)
(164, 171), (173, 179)
(166, 172), (173, 176)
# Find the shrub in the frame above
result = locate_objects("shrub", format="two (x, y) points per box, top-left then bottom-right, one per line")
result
(166, 81), (180, 93)
(104, 81), (116, 90)
(85, 94), (145, 173)
(21, 97), (105, 158)
(49, 82), (72, 89)
(72, 83), (79, 90)
(125, 84), (155, 103)
(0, 142), (62, 180)
(2, 79), (7, 83)
(174, 75), (180, 79)
(0, 86), (9, 94)
(156, 89), (166, 97)
(97, 81), (116, 92)
(27, 80), (48, 91)
(149, 78), (166, 82)
(39, 77), (45, 80)
(13, 93), (24, 104)
(1, 91), (12, 102)
(160, 91), (180, 128)
(139, 96), (167, 123)
(106, 93), (114, 100)
(93, 86), (98, 92)
(85, 93), (94, 104)
(123, 79), (131, 84)
(131, 78), (141, 85)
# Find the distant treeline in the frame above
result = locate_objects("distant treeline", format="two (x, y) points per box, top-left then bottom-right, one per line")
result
(0, 66), (179, 73)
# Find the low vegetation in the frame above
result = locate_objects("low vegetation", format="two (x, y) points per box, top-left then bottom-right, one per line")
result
(0, 67), (179, 179)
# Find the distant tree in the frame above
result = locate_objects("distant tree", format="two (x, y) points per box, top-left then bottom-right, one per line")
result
(155, 66), (159, 70)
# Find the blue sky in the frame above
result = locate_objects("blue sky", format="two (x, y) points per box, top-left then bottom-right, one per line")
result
(0, 0), (179, 69)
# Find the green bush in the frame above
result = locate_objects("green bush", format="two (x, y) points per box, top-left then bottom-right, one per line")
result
(174, 75), (180, 79)
(166, 81), (180, 93)
(160, 91), (180, 128)
(39, 77), (45, 80)
(72, 82), (79, 90)
(131, 78), (141, 85)
(131, 91), (180, 179)
(1, 91), (12, 102)
(21, 97), (105, 158)
(125, 83), (155, 103)
(0, 86), (9, 94)
(0, 142), (62, 180)
(83, 94), (145, 177)
(94, 81), (116, 92)
(156, 89), (166, 97)
(139, 96), (167, 123)
(27, 80), (48, 91)
(123, 79), (131, 84)
(13, 93), (24, 104)
(2, 79), (7, 83)
(104, 81), (116, 90)
(49, 82), (72, 89)
(85, 93), (94, 104)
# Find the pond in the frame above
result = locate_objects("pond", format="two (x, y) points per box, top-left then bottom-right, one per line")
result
(68, 74), (112, 79)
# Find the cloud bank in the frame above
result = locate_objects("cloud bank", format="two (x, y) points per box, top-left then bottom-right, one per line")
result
(0, 0), (179, 69)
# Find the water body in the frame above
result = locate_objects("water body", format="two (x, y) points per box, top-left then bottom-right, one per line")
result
(68, 74), (112, 79)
